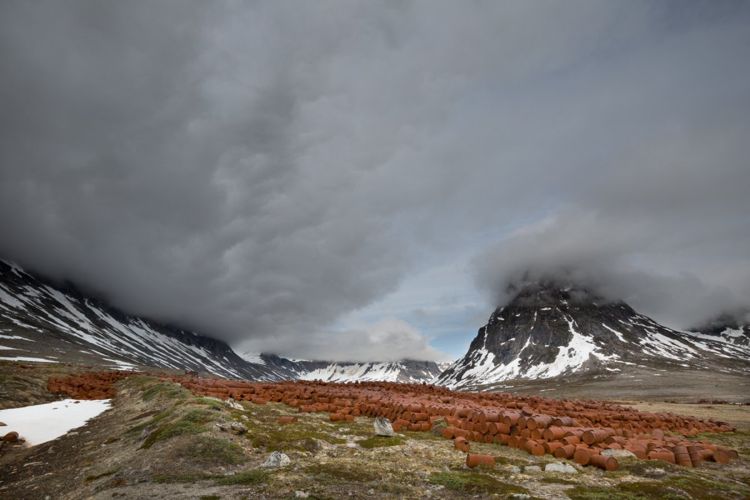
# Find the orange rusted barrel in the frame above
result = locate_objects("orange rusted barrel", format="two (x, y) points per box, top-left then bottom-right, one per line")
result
(454, 436), (470, 453)
(466, 453), (495, 468)
(589, 454), (619, 471)
(648, 449), (675, 464)
(573, 447), (592, 465)
(713, 447), (738, 464)
(672, 445), (692, 467)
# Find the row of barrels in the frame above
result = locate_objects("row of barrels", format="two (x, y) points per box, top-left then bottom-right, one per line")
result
(46, 371), (739, 471)
(47, 370), (133, 399)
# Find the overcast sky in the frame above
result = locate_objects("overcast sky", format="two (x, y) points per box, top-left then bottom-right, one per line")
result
(1, 1), (749, 361)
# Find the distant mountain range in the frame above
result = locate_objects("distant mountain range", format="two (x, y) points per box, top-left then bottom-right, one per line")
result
(2, 260), (748, 390)
(0, 260), (442, 383)
(436, 282), (750, 390)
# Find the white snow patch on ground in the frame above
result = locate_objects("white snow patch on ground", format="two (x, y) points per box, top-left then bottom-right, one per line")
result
(0, 399), (111, 445)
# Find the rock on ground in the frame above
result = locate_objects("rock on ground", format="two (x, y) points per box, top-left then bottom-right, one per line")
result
(262, 451), (291, 468)
(373, 417), (395, 437)
(601, 449), (637, 459)
(544, 462), (578, 474)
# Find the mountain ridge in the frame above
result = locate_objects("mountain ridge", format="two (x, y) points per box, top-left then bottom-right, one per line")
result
(436, 282), (750, 390)
(0, 260), (443, 383)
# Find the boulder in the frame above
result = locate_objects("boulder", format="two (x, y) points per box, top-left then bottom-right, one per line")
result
(373, 417), (395, 437)
(601, 449), (636, 459)
(262, 451), (291, 468)
(2, 431), (19, 443)
(544, 462), (578, 474)
(523, 465), (542, 473)
(226, 398), (244, 410)
(229, 422), (247, 435)
(215, 421), (247, 435)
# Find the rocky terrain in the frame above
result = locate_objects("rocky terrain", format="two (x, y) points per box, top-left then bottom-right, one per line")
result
(437, 283), (750, 391)
(0, 361), (749, 499)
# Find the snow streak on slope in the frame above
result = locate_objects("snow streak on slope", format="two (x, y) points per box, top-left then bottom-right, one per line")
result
(0, 260), (286, 380)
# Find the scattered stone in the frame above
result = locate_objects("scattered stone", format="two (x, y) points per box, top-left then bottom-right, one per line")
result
(544, 462), (578, 474)
(229, 422), (247, 435)
(295, 492), (309, 498)
(215, 421), (247, 434)
(523, 465), (542, 473)
(226, 398), (244, 410)
(373, 417), (395, 437)
(262, 451), (291, 468)
(2, 432), (19, 443)
(507, 465), (522, 474)
(601, 449), (637, 459)
(510, 495), (531, 500)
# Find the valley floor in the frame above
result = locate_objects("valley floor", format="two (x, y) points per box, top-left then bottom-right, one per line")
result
(0, 361), (748, 499)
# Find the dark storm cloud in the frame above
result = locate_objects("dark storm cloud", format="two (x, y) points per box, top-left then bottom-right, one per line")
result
(1, 1), (749, 358)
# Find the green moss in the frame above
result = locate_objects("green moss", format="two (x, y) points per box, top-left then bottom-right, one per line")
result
(126, 407), (175, 436)
(247, 424), (345, 451)
(402, 430), (443, 442)
(355, 435), (405, 448)
(567, 475), (748, 500)
(141, 381), (190, 401)
(304, 463), (381, 483)
(214, 469), (269, 485)
(613, 460), (680, 478)
(428, 471), (528, 495)
(139, 408), (218, 448)
(192, 397), (226, 410)
(176, 436), (247, 465)
(152, 473), (216, 483)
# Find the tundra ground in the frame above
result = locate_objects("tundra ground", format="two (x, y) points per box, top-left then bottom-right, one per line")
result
(0, 361), (748, 499)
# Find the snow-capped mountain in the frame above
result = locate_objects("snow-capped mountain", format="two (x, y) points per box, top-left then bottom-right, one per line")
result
(296, 359), (444, 384)
(0, 260), (297, 380)
(436, 282), (750, 390)
(689, 313), (750, 349)
(238, 352), (444, 384)
(0, 259), (443, 384)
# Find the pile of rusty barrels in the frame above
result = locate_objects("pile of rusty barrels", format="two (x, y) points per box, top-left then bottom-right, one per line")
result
(47, 372), (739, 471)
(47, 370), (133, 399)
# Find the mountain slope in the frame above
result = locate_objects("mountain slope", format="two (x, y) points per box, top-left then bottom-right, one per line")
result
(0, 260), (443, 383)
(0, 260), (300, 380)
(436, 282), (750, 390)
(689, 313), (750, 350)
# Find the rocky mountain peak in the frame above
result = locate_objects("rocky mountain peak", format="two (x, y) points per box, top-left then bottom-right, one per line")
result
(437, 280), (750, 390)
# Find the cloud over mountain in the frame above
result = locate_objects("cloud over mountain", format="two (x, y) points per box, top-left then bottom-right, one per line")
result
(1, 1), (748, 357)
